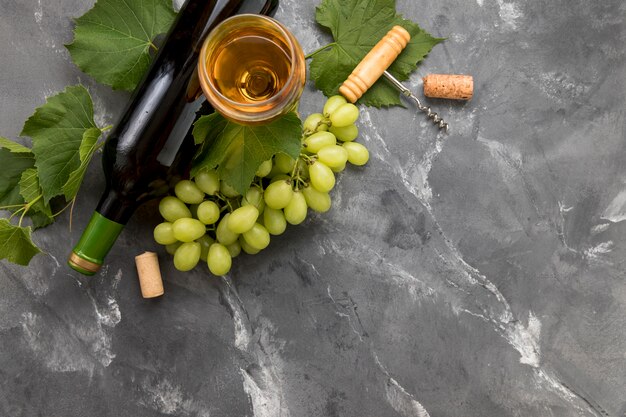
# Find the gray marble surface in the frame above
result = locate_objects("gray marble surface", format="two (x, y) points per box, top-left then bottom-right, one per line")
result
(1, 0), (625, 416)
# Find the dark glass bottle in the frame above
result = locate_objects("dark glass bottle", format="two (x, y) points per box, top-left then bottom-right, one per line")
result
(69, 0), (280, 275)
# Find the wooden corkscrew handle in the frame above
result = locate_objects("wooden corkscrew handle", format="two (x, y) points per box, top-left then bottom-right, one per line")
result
(339, 25), (411, 103)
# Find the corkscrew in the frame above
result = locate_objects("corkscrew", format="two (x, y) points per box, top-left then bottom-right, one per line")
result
(339, 26), (474, 133)
(381, 71), (449, 131)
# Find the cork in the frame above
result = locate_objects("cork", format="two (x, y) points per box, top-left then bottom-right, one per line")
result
(423, 74), (473, 100)
(339, 25), (411, 103)
(135, 252), (164, 298)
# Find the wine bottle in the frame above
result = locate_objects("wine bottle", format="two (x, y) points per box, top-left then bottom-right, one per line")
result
(69, 0), (280, 275)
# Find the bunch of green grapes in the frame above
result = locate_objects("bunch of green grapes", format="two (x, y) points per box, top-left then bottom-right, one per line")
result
(153, 95), (370, 276)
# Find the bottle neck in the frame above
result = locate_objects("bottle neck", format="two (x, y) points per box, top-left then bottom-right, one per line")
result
(96, 187), (137, 224)
(68, 212), (125, 275)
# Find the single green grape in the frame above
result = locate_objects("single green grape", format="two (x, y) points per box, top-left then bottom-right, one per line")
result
(194, 169), (220, 195)
(255, 159), (273, 177)
(243, 223), (271, 251)
(274, 153), (296, 173)
(216, 213), (239, 245)
(317, 145), (348, 168)
(309, 161), (335, 193)
(263, 207), (287, 235)
(165, 241), (182, 256)
(197, 200), (220, 225)
(323, 95), (347, 117)
(302, 186), (332, 213)
(220, 181), (240, 198)
(329, 124), (358, 142)
(239, 236), (260, 255)
(174, 242), (201, 271)
(226, 241), (241, 258)
(330, 103), (359, 128)
(174, 180), (205, 204)
(303, 113), (329, 133)
(172, 218), (206, 242)
(227, 205), (259, 234)
(303, 131), (336, 153)
(342, 142), (370, 166)
(159, 196), (191, 222)
(242, 186), (264, 210)
(264, 180), (294, 209)
(207, 243), (232, 276)
(331, 161), (346, 173)
(154, 222), (178, 245)
(196, 234), (215, 260)
(284, 191), (308, 225)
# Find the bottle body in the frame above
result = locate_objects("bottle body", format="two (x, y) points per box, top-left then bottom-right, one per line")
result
(69, 0), (280, 275)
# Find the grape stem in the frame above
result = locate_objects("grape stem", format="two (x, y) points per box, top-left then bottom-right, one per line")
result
(213, 192), (235, 213)
(295, 177), (308, 191)
(225, 199), (235, 213)
(303, 119), (331, 137)
(300, 153), (316, 165)
(290, 158), (302, 191)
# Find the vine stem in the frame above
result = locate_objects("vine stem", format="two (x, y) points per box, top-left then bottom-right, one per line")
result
(93, 141), (106, 152)
(0, 204), (26, 210)
(9, 207), (25, 221)
(53, 199), (75, 218)
(18, 194), (43, 227)
(304, 42), (337, 60)
(68, 198), (77, 232)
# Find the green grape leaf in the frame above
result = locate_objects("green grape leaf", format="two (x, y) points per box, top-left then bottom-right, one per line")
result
(66, 0), (176, 91)
(21, 85), (100, 205)
(20, 169), (53, 218)
(191, 113), (302, 195)
(0, 139), (35, 208)
(310, 0), (443, 107)
(19, 169), (42, 205)
(62, 127), (102, 200)
(0, 219), (41, 266)
(28, 212), (55, 230)
(0, 137), (31, 154)
(0, 140), (52, 230)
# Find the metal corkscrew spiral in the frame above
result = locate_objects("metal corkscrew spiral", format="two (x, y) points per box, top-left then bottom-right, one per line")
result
(382, 71), (449, 132)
